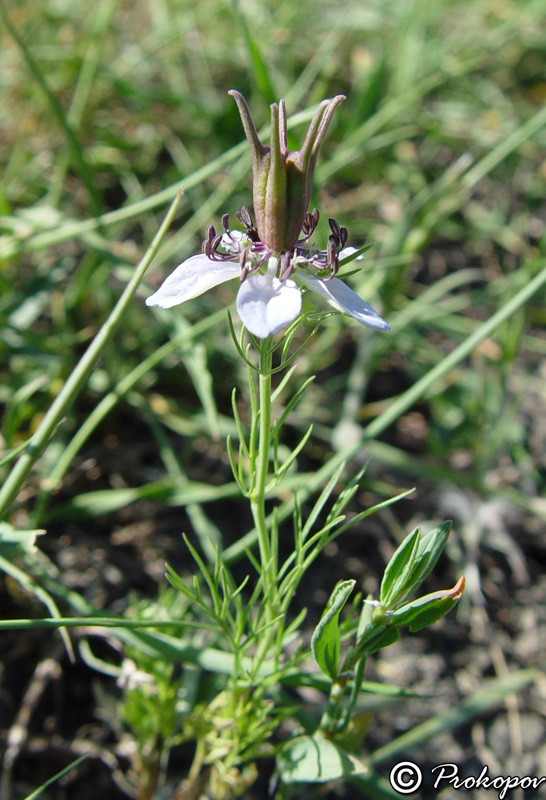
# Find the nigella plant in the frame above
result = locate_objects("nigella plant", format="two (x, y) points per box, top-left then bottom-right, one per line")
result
(147, 91), (390, 338)
(138, 92), (462, 800)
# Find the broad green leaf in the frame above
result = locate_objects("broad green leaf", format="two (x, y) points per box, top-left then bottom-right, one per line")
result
(311, 579), (355, 680)
(395, 521), (452, 605)
(354, 577), (464, 658)
(335, 711), (373, 753)
(379, 528), (421, 607)
(277, 734), (367, 784)
(357, 595), (374, 641)
(406, 601), (459, 632)
(390, 576), (465, 632)
(357, 626), (400, 655)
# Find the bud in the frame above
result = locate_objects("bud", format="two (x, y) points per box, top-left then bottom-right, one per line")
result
(229, 90), (345, 253)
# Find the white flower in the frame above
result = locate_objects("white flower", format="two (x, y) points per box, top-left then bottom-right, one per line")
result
(146, 222), (390, 338)
(116, 658), (155, 691)
(235, 258), (303, 338)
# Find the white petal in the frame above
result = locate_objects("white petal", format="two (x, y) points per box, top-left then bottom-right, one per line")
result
(297, 272), (390, 331)
(236, 274), (302, 338)
(146, 254), (240, 309)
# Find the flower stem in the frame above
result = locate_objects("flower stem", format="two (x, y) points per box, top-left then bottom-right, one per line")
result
(251, 339), (277, 610)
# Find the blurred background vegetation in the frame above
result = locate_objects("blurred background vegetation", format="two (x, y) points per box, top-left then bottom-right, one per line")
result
(1, 0), (546, 796)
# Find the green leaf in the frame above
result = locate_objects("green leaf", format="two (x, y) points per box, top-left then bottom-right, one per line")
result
(353, 578), (464, 658)
(0, 550), (74, 660)
(23, 754), (88, 800)
(406, 601), (458, 632)
(339, 242), (375, 267)
(277, 734), (367, 784)
(48, 479), (239, 519)
(0, 522), (44, 559)
(357, 625), (400, 655)
(356, 595), (374, 641)
(311, 579), (355, 680)
(396, 520), (452, 605)
(379, 528), (421, 607)
(389, 577), (465, 632)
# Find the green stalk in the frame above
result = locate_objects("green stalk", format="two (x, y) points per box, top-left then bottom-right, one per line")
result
(0, 191), (183, 519)
(250, 338), (276, 603)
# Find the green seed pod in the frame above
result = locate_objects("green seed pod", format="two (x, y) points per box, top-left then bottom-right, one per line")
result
(229, 90), (345, 253)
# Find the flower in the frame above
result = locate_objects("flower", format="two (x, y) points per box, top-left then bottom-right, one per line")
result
(146, 209), (390, 338)
(146, 91), (390, 339)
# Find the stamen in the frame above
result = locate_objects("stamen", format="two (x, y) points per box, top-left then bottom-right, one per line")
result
(305, 229), (342, 280)
(327, 235), (337, 263)
(302, 208), (320, 240)
(279, 251), (293, 281)
(236, 206), (261, 243)
(202, 223), (238, 262)
(202, 225), (217, 258)
(240, 249), (249, 281)
(236, 206), (253, 228)
(212, 233), (224, 251)
(328, 218), (340, 240)
(327, 219), (347, 250)
(319, 218), (348, 278)
(240, 249), (271, 282)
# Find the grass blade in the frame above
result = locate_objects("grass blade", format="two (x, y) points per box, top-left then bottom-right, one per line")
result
(22, 754), (89, 800)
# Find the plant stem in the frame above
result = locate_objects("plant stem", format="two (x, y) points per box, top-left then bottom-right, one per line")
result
(251, 338), (277, 608)
(0, 190), (183, 520)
